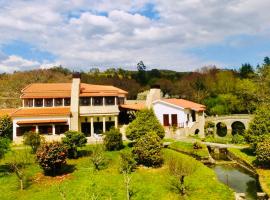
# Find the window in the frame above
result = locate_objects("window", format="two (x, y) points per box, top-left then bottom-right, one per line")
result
(64, 98), (71, 106)
(35, 99), (43, 107)
(44, 99), (53, 107)
(191, 110), (196, 122)
(39, 125), (52, 134)
(24, 99), (33, 107)
(80, 97), (90, 106)
(55, 98), (63, 106)
(93, 97), (103, 106)
(105, 97), (115, 105)
(55, 125), (69, 135)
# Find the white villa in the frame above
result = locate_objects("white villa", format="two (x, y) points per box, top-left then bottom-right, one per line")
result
(0, 74), (206, 142)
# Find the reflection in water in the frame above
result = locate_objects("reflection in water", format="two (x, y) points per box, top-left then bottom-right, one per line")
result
(211, 164), (261, 200)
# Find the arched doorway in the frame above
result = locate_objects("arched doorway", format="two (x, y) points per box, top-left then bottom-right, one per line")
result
(216, 122), (227, 137)
(231, 121), (245, 135)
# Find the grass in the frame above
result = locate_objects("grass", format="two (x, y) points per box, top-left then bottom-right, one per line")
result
(203, 136), (233, 144)
(228, 147), (270, 196)
(0, 145), (234, 200)
(169, 141), (209, 159)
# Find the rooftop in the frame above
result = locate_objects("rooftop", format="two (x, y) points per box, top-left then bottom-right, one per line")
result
(155, 98), (206, 111)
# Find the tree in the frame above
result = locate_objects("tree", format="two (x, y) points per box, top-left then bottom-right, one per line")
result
(23, 131), (44, 153)
(62, 130), (87, 158)
(103, 128), (123, 151)
(132, 132), (163, 167)
(246, 105), (270, 150)
(0, 115), (13, 139)
(168, 155), (198, 195)
(90, 145), (106, 170)
(239, 63), (254, 78)
(36, 142), (68, 175)
(137, 61), (147, 85)
(126, 109), (165, 141)
(0, 137), (10, 159)
(256, 138), (270, 168)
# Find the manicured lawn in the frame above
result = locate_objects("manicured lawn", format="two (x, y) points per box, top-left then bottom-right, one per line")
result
(0, 145), (233, 200)
(169, 141), (209, 159)
(228, 147), (270, 196)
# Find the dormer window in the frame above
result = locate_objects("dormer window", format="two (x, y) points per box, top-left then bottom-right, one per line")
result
(35, 99), (43, 107)
(44, 99), (53, 107)
(55, 98), (63, 106)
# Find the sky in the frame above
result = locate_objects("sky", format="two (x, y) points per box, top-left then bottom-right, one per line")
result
(0, 0), (270, 73)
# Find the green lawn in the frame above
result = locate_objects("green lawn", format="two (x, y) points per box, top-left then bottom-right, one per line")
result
(169, 141), (209, 159)
(228, 147), (270, 196)
(0, 145), (233, 200)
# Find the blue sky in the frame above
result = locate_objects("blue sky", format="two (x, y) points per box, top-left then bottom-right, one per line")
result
(0, 0), (269, 72)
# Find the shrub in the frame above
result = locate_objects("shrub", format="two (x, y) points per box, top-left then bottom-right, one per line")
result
(132, 132), (163, 167)
(246, 105), (270, 149)
(126, 109), (165, 141)
(23, 131), (44, 153)
(103, 128), (123, 151)
(204, 121), (215, 137)
(62, 130), (87, 158)
(0, 137), (10, 159)
(36, 142), (67, 175)
(193, 142), (203, 150)
(0, 115), (13, 139)
(119, 151), (137, 174)
(256, 139), (270, 168)
(232, 134), (245, 144)
(90, 145), (106, 170)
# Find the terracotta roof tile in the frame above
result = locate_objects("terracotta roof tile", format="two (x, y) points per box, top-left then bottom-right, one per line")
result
(21, 83), (127, 98)
(12, 107), (70, 117)
(17, 119), (68, 125)
(120, 103), (146, 111)
(159, 98), (206, 111)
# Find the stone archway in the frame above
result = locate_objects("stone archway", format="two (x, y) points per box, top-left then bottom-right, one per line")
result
(216, 122), (227, 137)
(231, 121), (245, 135)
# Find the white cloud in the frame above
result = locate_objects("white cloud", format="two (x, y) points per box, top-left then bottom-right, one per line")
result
(0, 55), (40, 73)
(0, 0), (270, 72)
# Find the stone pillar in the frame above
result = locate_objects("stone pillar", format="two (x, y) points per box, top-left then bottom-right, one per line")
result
(227, 122), (232, 137)
(13, 121), (17, 140)
(91, 117), (94, 136)
(90, 97), (93, 106)
(22, 99), (25, 107)
(103, 97), (105, 107)
(114, 116), (118, 128)
(35, 125), (39, 133)
(53, 98), (55, 107)
(103, 116), (106, 132)
(43, 99), (45, 107)
(115, 97), (117, 105)
(52, 124), (56, 135)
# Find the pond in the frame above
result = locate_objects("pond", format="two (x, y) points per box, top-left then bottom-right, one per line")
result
(210, 164), (261, 200)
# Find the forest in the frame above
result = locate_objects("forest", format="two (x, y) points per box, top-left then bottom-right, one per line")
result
(0, 57), (269, 116)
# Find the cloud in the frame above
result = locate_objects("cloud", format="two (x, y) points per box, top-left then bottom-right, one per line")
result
(0, 55), (40, 73)
(0, 0), (270, 72)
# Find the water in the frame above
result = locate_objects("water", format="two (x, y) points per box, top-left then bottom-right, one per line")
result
(210, 164), (261, 200)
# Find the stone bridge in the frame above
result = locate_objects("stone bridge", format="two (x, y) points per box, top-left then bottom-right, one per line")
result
(205, 114), (254, 137)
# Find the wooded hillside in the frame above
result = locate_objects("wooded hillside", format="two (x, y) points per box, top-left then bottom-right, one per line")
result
(0, 58), (269, 115)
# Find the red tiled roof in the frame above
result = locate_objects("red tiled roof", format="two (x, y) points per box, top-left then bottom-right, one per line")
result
(11, 107), (70, 117)
(120, 103), (146, 111)
(158, 98), (206, 111)
(21, 83), (127, 98)
(0, 108), (17, 117)
(17, 119), (67, 125)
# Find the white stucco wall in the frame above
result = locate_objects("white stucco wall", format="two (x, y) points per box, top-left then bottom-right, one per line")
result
(153, 101), (193, 128)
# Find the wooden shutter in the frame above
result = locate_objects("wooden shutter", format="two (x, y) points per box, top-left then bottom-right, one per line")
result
(163, 114), (169, 126)
(171, 114), (178, 126)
